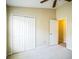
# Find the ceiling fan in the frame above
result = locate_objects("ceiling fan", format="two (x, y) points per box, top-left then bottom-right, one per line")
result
(40, 0), (72, 8)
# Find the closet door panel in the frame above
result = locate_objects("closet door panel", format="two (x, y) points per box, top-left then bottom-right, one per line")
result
(12, 16), (25, 53)
(24, 17), (35, 50)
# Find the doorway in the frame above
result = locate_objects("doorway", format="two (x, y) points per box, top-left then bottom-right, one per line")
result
(58, 19), (66, 44)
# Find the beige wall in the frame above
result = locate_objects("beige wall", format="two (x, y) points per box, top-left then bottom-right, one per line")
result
(56, 2), (72, 50)
(7, 6), (56, 49)
(7, 2), (72, 51)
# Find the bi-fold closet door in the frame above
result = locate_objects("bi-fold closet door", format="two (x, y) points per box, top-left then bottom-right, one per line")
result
(8, 15), (35, 54)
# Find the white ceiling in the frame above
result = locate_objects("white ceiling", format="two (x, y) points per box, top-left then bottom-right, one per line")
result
(6, 0), (68, 9)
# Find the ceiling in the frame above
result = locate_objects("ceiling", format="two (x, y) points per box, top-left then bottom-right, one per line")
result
(6, 0), (68, 9)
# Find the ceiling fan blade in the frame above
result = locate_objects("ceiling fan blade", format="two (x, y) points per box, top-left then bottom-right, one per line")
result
(53, 0), (57, 8)
(40, 0), (48, 3)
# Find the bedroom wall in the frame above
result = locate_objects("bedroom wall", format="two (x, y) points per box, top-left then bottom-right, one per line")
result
(56, 2), (72, 50)
(7, 6), (56, 50)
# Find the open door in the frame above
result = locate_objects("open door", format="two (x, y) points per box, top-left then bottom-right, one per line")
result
(49, 20), (58, 45)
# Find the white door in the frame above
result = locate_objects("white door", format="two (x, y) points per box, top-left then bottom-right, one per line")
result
(49, 20), (58, 45)
(9, 15), (35, 54)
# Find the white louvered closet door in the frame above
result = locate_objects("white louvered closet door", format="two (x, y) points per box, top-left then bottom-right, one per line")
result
(10, 16), (35, 54)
